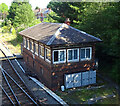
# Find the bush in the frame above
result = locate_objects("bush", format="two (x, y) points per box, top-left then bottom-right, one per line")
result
(11, 27), (16, 35)
(2, 26), (9, 33)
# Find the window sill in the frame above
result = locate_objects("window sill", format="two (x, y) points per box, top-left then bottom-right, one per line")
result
(45, 59), (51, 63)
(40, 55), (44, 59)
(53, 61), (66, 64)
(67, 59), (79, 63)
(80, 58), (91, 61)
(35, 52), (38, 56)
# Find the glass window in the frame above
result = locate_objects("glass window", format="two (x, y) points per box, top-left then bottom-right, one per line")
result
(53, 50), (66, 63)
(32, 41), (34, 52)
(74, 49), (78, 59)
(30, 40), (32, 51)
(68, 50), (72, 60)
(81, 49), (85, 59)
(80, 47), (92, 60)
(35, 43), (38, 55)
(26, 39), (28, 48)
(60, 51), (65, 61)
(41, 46), (44, 57)
(86, 48), (90, 58)
(27, 39), (29, 50)
(67, 49), (79, 62)
(46, 49), (51, 61)
(54, 51), (58, 62)
(23, 37), (26, 47)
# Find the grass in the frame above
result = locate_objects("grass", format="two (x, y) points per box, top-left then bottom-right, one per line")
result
(55, 86), (118, 104)
(0, 22), (22, 54)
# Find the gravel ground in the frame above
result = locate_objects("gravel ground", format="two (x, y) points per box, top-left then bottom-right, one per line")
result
(11, 58), (59, 105)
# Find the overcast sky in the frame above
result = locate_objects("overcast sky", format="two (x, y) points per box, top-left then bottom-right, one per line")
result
(0, 0), (51, 9)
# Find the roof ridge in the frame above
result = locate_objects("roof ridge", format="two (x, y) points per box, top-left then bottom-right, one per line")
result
(47, 23), (68, 45)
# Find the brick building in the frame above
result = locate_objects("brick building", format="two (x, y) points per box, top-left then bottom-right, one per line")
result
(19, 22), (102, 91)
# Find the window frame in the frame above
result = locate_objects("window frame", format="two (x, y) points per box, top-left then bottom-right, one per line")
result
(80, 47), (92, 61)
(67, 48), (79, 62)
(53, 49), (66, 64)
(45, 48), (51, 63)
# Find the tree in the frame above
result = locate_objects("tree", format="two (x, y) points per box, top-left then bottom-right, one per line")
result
(0, 3), (8, 19)
(35, 6), (39, 10)
(7, 1), (34, 27)
(47, 2), (120, 84)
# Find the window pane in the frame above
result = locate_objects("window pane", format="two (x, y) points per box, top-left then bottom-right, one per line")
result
(36, 44), (38, 54)
(81, 49), (85, 59)
(74, 49), (78, 59)
(26, 39), (28, 48)
(86, 48), (90, 58)
(68, 50), (72, 60)
(41, 46), (44, 57)
(27, 39), (29, 49)
(34, 43), (36, 53)
(32, 41), (34, 51)
(46, 49), (51, 61)
(60, 51), (65, 61)
(54, 51), (58, 62)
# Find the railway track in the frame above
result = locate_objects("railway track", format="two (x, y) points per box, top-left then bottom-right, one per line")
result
(0, 49), (38, 105)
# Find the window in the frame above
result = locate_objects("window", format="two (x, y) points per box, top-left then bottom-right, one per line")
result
(67, 48), (79, 62)
(23, 37), (26, 47)
(32, 41), (34, 52)
(27, 39), (29, 50)
(45, 48), (51, 62)
(39, 46), (44, 58)
(26, 38), (28, 49)
(80, 47), (92, 61)
(53, 50), (66, 64)
(29, 40), (34, 52)
(35, 43), (38, 55)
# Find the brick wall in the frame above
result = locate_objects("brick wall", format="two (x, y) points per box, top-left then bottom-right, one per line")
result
(23, 44), (96, 91)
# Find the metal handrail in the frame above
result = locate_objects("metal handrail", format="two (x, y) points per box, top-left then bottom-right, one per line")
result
(0, 84), (15, 106)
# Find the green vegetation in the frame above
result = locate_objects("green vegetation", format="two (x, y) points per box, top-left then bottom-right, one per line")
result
(0, 3), (8, 19)
(56, 87), (118, 104)
(47, 2), (120, 85)
(0, 0), (41, 54)
(6, 1), (34, 27)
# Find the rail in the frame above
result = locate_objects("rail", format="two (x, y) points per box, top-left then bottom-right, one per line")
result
(0, 84), (15, 105)
(0, 66), (38, 105)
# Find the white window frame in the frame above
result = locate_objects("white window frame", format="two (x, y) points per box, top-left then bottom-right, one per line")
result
(67, 48), (79, 62)
(40, 46), (44, 59)
(53, 49), (66, 64)
(80, 47), (92, 61)
(35, 43), (38, 56)
(45, 48), (51, 63)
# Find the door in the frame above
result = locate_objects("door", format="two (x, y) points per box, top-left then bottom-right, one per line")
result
(65, 72), (82, 89)
(82, 71), (89, 86)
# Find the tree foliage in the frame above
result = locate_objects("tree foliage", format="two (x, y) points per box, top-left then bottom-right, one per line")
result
(47, 2), (120, 84)
(7, 1), (34, 27)
(0, 3), (8, 19)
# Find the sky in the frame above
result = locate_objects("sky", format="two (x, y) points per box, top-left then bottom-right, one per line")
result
(0, 0), (51, 9)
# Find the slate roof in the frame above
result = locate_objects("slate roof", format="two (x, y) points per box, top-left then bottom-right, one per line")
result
(19, 22), (102, 46)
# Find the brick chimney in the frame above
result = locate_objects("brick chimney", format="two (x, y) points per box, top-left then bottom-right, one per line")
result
(65, 18), (70, 25)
